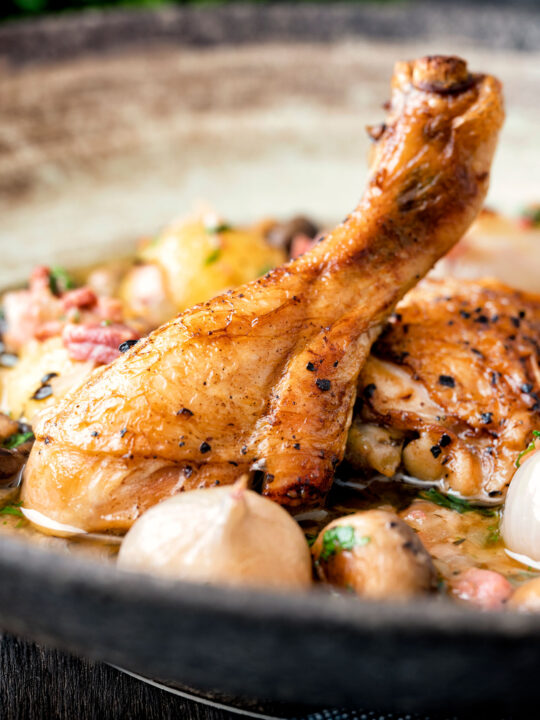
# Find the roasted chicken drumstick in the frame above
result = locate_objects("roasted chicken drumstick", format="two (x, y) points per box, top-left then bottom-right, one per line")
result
(23, 56), (504, 533)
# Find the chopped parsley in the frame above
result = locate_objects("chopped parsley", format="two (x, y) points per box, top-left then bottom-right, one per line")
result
(0, 502), (24, 518)
(485, 525), (501, 546)
(521, 205), (540, 228)
(319, 525), (370, 561)
(204, 248), (222, 266)
(305, 533), (317, 548)
(419, 487), (497, 517)
(516, 430), (540, 468)
(2, 431), (34, 449)
(205, 222), (231, 235)
(49, 266), (75, 295)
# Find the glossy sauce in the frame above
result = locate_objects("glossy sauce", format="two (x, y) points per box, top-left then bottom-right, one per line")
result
(299, 478), (534, 593)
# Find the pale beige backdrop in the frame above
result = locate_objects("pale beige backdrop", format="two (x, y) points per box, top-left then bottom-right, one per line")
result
(1, 40), (539, 286)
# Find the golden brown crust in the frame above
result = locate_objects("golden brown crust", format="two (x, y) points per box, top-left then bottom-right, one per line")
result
(22, 56), (504, 532)
(410, 56), (473, 94)
(357, 277), (540, 499)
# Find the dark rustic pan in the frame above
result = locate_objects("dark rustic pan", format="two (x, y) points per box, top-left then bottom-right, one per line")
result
(1, 4), (540, 716)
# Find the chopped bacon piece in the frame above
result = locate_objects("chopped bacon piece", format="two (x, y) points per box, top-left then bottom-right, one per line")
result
(2, 266), (130, 352)
(61, 288), (98, 310)
(451, 568), (513, 610)
(404, 508), (427, 524)
(62, 323), (140, 365)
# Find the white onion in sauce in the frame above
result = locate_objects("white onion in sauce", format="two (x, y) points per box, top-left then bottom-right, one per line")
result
(501, 451), (540, 562)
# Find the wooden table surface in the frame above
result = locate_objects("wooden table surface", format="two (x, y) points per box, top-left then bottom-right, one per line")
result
(0, 633), (235, 720)
(0, 633), (525, 720)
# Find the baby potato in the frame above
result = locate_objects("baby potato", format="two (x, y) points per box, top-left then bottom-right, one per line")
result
(120, 214), (286, 329)
(2, 337), (96, 421)
(312, 510), (437, 600)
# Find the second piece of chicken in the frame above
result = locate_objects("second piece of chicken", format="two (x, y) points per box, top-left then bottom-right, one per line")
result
(350, 277), (540, 501)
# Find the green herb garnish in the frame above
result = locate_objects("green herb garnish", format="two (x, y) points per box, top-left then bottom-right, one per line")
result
(49, 266), (75, 295)
(204, 248), (222, 266)
(206, 223), (231, 235)
(453, 537), (466, 546)
(305, 533), (317, 548)
(485, 525), (501, 546)
(516, 430), (540, 468)
(2, 431), (34, 449)
(420, 487), (497, 517)
(320, 525), (370, 561)
(521, 205), (540, 228)
(0, 503), (23, 518)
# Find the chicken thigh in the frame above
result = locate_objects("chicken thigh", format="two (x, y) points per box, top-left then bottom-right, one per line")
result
(350, 277), (540, 501)
(22, 56), (504, 533)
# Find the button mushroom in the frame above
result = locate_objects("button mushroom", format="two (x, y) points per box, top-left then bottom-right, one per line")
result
(311, 510), (437, 600)
(118, 478), (312, 591)
(265, 215), (319, 256)
(0, 413), (19, 442)
(0, 417), (34, 504)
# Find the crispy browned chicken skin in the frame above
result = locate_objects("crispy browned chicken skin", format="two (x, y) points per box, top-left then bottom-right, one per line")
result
(22, 56), (504, 533)
(350, 277), (540, 501)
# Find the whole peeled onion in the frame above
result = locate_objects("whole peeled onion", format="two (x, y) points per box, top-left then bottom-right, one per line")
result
(118, 478), (312, 591)
(501, 449), (540, 564)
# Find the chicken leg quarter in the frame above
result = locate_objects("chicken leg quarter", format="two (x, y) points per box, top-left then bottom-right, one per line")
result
(22, 56), (504, 533)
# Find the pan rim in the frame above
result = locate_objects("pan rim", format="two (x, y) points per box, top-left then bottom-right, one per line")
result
(0, 529), (538, 639)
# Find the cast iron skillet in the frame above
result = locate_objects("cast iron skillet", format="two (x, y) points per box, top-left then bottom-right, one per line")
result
(1, 4), (540, 716)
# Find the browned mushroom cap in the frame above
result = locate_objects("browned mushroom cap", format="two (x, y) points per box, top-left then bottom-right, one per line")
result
(0, 448), (25, 483)
(312, 510), (437, 600)
(0, 414), (34, 491)
(265, 216), (319, 254)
